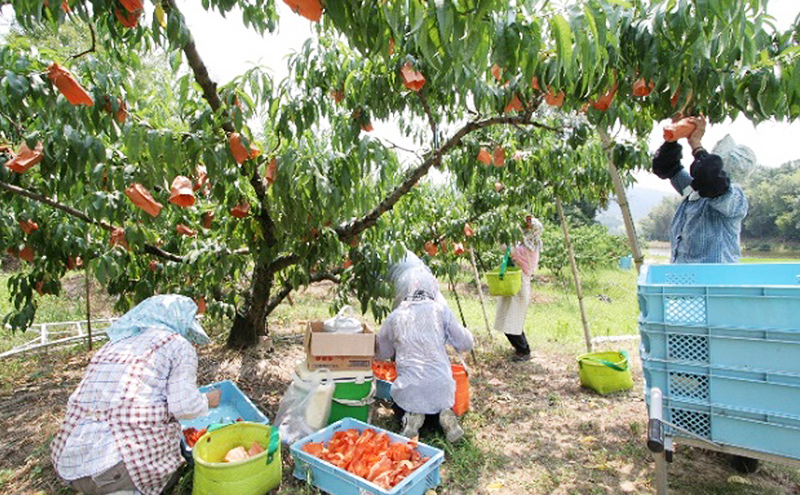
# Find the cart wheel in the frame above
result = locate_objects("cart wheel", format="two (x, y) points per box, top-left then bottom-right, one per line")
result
(730, 455), (760, 474)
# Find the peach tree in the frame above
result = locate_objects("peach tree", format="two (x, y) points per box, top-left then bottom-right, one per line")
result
(0, 0), (796, 348)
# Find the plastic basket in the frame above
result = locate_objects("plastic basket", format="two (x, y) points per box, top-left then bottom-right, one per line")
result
(486, 247), (523, 296)
(180, 380), (269, 463)
(643, 359), (800, 419)
(640, 322), (800, 374)
(618, 255), (633, 270)
(637, 263), (800, 330)
(375, 379), (392, 401)
(291, 417), (444, 495)
(652, 396), (800, 461)
(192, 422), (281, 495)
(486, 268), (522, 296)
(577, 351), (634, 394)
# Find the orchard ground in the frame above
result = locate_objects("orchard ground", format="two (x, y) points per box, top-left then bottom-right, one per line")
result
(2, 258), (800, 494)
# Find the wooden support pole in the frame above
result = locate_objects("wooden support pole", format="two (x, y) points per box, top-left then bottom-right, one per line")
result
(556, 197), (593, 352)
(469, 247), (492, 336)
(598, 128), (644, 274)
(85, 233), (93, 351)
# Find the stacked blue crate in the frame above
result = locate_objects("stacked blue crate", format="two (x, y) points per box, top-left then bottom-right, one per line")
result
(638, 263), (800, 460)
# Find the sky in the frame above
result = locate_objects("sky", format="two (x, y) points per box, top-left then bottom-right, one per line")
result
(1, 0), (799, 191)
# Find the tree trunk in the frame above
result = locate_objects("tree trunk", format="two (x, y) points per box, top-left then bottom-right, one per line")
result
(226, 259), (272, 349)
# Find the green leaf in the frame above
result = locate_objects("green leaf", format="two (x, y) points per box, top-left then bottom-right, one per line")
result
(550, 14), (574, 75)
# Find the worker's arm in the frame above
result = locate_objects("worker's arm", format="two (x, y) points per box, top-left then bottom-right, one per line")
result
(443, 306), (474, 352)
(166, 339), (210, 420)
(375, 315), (396, 361)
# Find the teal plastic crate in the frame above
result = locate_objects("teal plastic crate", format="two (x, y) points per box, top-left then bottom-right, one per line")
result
(618, 255), (633, 270)
(638, 263), (800, 330)
(638, 263), (800, 460)
(640, 322), (800, 374)
(180, 380), (268, 461)
(643, 359), (800, 418)
(656, 396), (800, 461)
(290, 417), (444, 495)
(375, 379), (392, 401)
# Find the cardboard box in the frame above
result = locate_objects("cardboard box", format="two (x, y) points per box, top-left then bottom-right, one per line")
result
(304, 321), (374, 371)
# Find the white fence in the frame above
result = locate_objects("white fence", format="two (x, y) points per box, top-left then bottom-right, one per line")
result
(0, 318), (118, 359)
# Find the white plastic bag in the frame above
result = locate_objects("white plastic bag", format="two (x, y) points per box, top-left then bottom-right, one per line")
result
(273, 369), (334, 445)
(323, 305), (363, 334)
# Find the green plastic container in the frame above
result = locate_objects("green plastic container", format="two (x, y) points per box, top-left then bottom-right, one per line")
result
(486, 268), (522, 296)
(192, 422), (281, 495)
(329, 376), (375, 425)
(486, 248), (522, 296)
(577, 350), (634, 395)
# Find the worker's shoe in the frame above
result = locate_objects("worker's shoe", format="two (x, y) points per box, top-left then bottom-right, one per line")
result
(511, 352), (531, 362)
(439, 409), (464, 443)
(400, 412), (425, 439)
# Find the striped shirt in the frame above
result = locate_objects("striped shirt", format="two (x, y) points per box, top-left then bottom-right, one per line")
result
(669, 168), (748, 264)
(53, 329), (208, 490)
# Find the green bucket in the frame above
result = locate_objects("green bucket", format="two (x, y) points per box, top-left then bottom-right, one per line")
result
(329, 376), (375, 425)
(192, 422), (281, 495)
(577, 350), (634, 394)
(486, 247), (522, 296)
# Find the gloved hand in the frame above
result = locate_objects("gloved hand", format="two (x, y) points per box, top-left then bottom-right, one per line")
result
(690, 150), (730, 198)
(652, 141), (683, 179)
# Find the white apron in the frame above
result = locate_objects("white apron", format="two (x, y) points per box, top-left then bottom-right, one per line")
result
(493, 274), (531, 335)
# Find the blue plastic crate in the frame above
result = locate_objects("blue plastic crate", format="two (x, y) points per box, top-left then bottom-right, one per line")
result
(640, 322), (800, 374)
(656, 396), (800, 461)
(638, 263), (800, 330)
(618, 255), (633, 270)
(291, 417), (444, 495)
(375, 379), (392, 401)
(642, 359), (800, 418)
(180, 380), (268, 460)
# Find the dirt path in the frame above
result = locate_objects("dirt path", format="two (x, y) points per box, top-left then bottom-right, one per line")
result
(2, 330), (799, 494)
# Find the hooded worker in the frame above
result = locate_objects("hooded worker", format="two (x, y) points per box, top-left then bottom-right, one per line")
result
(376, 271), (474, 442)
(652, 116), (750, 263)
(51, 295), (219, 495)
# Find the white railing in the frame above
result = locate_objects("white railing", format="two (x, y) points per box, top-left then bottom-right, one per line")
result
(0, 318), (119, 359)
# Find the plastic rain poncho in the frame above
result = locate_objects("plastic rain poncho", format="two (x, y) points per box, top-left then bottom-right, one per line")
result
(376, 272), (474, 415)
(388, 250), (450, 309)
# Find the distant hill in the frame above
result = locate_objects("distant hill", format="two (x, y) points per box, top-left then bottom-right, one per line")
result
(596, 187), (671, 234)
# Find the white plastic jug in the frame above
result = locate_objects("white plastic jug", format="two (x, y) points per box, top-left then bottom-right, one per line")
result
(304, 375), (335, 429)
(323, 305), (363, 334)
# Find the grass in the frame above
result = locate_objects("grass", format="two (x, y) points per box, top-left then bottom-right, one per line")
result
(443, 266), (640, 355)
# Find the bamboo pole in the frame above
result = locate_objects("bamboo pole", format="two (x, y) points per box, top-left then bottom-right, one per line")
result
(448, 264), (480, 365)
(469, 247), (492, 336)
(85, 234), (93, 351)
(556, 197), (593, 352)
(598, 128), (644, 274)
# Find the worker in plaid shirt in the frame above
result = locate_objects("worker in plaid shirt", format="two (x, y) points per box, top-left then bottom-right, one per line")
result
(51, 295), (221, 495)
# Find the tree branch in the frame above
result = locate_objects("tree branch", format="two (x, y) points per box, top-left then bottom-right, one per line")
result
(0, 180), (114, 231)
(265, 271), (341, 314)
(0, 180), (183, 262)
(266, 253), (300, 274)
(0, 110), (27, 137)
(68, 19), (96, 60)
(335, 114), (560, 240)
(417, 91), (439, 165)
(265, 281), (293, 315)
(162, 0), (234, 135)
